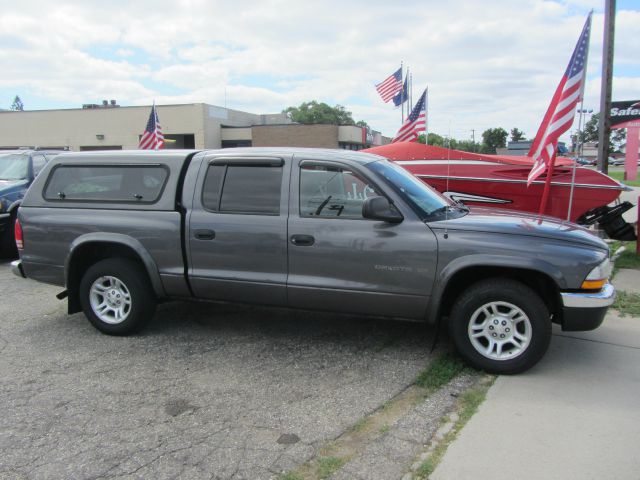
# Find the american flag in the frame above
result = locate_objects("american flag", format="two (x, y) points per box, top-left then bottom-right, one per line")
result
(527, 12), (592, 185)
(138, 104), (164, 150)
(375, 68), (404, 103)
(392, 89), (427, 143)
(392, 75), (408, 107)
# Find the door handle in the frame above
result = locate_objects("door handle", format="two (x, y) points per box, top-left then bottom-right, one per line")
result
(290, 234), (315, 246)
(194, 229), (216, 240)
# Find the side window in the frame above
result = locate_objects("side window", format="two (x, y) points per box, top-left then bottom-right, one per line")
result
(299, 164), (379, 219)
(43, 165), (168, 203)
(202, 164), (282, 215)
(32, 155), (47, 176)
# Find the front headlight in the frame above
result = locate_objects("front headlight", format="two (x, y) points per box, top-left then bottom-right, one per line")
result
(581, 258), (612, 290)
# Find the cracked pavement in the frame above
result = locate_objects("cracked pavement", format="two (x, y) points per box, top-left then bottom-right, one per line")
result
(0, 262), (436, 479)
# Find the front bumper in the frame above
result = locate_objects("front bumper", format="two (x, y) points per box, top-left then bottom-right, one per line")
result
(11, 259), (26, 278)
(559, 283), (615, 331)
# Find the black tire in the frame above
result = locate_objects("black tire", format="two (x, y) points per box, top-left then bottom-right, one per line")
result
(79, 258), (157, 335)
(448, 278), (551, 374)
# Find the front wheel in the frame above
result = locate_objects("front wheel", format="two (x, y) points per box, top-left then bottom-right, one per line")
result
(448, 279), (551, 374)
(79, 258), (157, 335)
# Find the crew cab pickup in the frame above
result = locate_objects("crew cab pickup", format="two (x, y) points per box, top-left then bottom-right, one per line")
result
(13, 148), (615, 373)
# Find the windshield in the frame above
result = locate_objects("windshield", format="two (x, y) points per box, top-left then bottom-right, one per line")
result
(0, 154), (29, 180)
(366, 159), (452, 218)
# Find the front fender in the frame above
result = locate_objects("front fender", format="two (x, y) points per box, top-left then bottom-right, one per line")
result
(66, 232), (165, 297)
(426, 254), (566, 322)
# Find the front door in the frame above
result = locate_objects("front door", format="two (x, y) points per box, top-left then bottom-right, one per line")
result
(188, 155), (290, 305)
(287, 157), (438, 319)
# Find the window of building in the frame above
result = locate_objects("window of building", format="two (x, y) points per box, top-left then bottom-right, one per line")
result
(44, 165), (168, 203)
(299, 164), (378, 219)
(221, 140), (252, 148)
(79, 146), (123, 151)
(202, 164), (282, 215)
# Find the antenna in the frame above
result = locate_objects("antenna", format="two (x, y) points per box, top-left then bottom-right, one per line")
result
(444, 121), (452, 236)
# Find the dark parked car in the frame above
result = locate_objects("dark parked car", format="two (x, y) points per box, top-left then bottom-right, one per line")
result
(0, 149), (62, 255)
(574, 157), (595, 166)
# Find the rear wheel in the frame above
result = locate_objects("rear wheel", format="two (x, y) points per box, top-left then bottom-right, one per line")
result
(79, 258), (156, 335)
(448, 279), (551, 374)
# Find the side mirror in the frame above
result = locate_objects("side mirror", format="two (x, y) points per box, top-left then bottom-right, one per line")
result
(362, 196), (404, 224)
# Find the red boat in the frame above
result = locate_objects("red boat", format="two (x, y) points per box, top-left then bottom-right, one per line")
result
(363, 142), (636, 240)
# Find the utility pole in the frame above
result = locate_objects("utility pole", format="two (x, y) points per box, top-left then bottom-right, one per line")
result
(597, 0), (616, 174)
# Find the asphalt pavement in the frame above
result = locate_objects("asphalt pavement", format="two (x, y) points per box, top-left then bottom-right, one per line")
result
(0, 262), (436, 480)
(432, 272), (640, 480)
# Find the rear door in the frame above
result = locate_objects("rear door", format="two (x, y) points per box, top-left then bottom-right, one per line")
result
(188, 155), (291, 305)
(286, 156), (438, 319)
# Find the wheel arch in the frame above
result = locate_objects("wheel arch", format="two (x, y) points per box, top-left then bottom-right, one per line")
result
(65, 234), (164, 314)
(427, 255), (564, 324)
(8, 199), (22, 213)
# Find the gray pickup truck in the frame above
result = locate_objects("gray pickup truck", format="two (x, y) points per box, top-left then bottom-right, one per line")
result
(13, 148), (615, 374)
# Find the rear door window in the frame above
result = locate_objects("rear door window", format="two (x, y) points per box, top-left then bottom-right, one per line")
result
(44, 165), (168, 203)
(202, 164), (283, 215)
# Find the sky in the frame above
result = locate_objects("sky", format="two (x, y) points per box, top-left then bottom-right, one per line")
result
(0, 0), (638, 142)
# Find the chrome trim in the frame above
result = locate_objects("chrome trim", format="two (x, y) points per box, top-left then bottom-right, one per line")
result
(561, 283), (615, 309)
(11, 260), (26, 279)
(443, 191), (511, 204)
(0, 213), (10, 220)
(397, 160), (501, 166)
(415, 174), (626, 190)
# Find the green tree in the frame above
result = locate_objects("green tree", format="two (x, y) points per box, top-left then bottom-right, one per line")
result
(420, 132), (444, 146)
(481, 127), (508, 154)
(10, 95), (24, 111)
(576, 113), (626, 154)
(284, 101), (356, 125)
(418, 134), (478, 152)
(510, 127), (525, 142)
(456, 139), (481, 153)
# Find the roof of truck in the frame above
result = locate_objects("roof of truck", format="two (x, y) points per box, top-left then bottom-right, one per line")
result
(200, 147), (386, 164)
(51, 148), (387, 166)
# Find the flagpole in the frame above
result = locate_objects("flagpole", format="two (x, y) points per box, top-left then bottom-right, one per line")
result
(425, 87), (429, 143)
(567, 103), (585, 221)
(410, 73), (413, 112)
(400, 61), (404, 123)
(538, 152), (557, 219)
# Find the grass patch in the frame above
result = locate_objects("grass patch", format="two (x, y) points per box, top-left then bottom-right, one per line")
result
(414, 379), (494, 479)
(316, 457), (346, 479)
(415, 353), (468, 390)
(458, 385), (487, 423)
(350, 417), (367, 432)
(416, 457), (437, 477)
(608, 171), (640, 187)
(278, 473), (303, 480)
(614, 242), (640, 271)
(613, 291), (640, 317)
(379, 424), (390, 434)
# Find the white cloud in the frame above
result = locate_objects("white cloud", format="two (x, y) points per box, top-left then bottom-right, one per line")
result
(0, 0), (638, 141)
